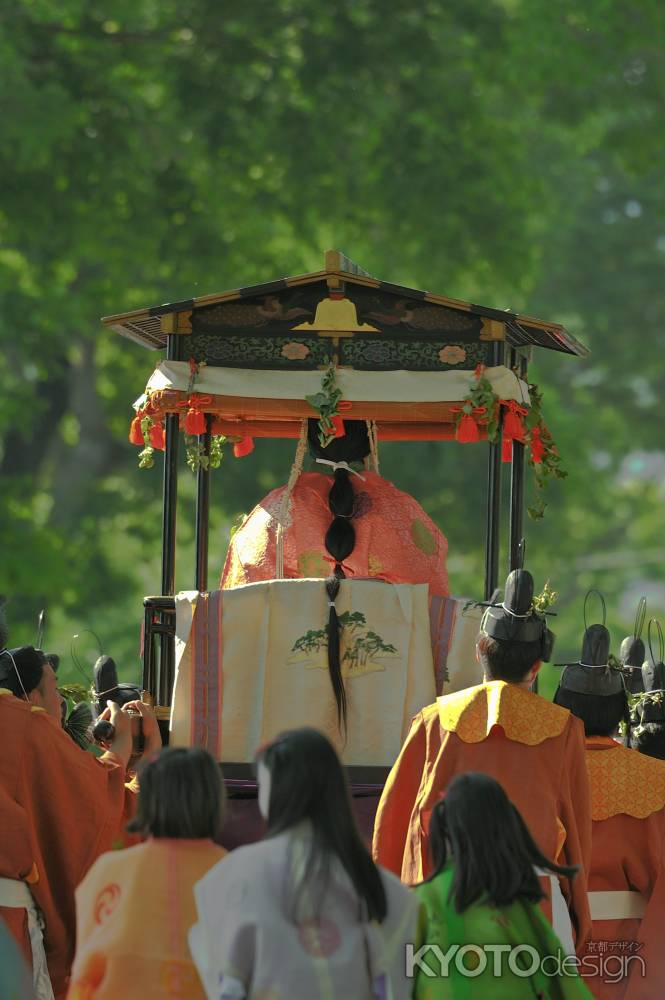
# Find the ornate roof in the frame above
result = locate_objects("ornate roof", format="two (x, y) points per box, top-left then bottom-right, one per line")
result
(102, 249), (588, 359)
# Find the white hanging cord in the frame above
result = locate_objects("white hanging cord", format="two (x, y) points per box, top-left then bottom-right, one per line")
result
(314, 458), (366, 480)
(367, 420), (380, 473)
(500, 603), (532, 619)
(276, 421), (308, 579)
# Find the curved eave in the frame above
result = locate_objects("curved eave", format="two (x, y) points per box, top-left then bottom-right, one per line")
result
(102, 266), (589, 357)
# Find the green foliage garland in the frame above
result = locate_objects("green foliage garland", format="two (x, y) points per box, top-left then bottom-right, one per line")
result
(305, 364), (343, 447)
(525, 383), (567, 521)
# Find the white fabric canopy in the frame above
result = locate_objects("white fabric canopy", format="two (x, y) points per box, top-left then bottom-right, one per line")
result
(138, 361), (530, 407)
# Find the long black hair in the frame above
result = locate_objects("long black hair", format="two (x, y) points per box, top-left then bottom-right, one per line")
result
(426, 772), (578, 912)
(553, 686), (630, 737)
(256, 727), (387, 923)
(307, 419), (370, 731)
(127, 747), (227, 839)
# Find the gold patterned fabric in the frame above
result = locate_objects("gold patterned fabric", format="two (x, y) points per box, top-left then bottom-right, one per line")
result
(585, 737), (665, 820)
(437, 680), (570, 745)
(221, 471), (449, 597)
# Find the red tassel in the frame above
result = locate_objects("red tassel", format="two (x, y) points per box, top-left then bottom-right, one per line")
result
(185, 408), (207, 435)
(330, 415), (345, 438)
(455, 413), (479, 443)
(129, 415), (144, 446)
(503, 402), (526, 441)
(530, 427), (544, 464)
(149, 422), (165, 450)
(502, 437), (513, 463)
(233, 435), (255, 458)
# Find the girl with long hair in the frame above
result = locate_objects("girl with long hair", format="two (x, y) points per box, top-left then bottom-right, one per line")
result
(190, 727), (420, 1000)
(414, 773), (593, 999)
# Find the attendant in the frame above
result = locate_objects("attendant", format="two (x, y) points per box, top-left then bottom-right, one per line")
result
(0, 644), (160, 999)
(618, 598), (646, 695)
(415, 772), (593, 999)
(190, 728), (420, 1000)
(555, 614), (665, 1000)
(373, 568), (592, 949)
(67, 748), (227, 1000)
(628, 619), (665, 761)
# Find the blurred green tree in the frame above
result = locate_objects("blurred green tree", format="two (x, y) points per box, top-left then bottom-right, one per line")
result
(1, 0), (664, 694)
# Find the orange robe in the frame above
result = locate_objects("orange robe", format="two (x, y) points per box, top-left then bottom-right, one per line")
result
(0, 690), (138, 999)
(67, 838), (226, 999)
(372, 681), (593, 948)
(581, 737), (665, 1000)
(221, 470), (449, 596)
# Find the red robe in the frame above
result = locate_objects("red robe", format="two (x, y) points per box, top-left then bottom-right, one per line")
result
(372, 680), (593, 948)
(221, 470), (449, 596)
(0, 690), (138, 998)
(581, 737), (665, 1000)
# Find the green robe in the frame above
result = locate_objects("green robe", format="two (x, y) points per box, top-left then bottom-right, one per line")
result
(413, 864), (594, 999)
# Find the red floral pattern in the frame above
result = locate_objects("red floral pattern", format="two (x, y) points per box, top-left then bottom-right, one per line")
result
(93, 883), (121, 925)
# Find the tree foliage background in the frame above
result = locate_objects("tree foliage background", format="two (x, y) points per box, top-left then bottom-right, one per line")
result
(2, 0), (664, 695)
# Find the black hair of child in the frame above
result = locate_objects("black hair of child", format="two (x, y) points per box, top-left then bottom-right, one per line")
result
(425, 772), (578, 913)
(127, 747), (227, 840)
(257, 726), (387, 923)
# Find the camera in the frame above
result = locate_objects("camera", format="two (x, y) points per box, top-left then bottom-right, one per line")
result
(125, 708), (145, 756)
(92, 705), (145, 755)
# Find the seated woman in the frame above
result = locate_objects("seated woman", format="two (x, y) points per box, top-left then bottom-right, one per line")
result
(222, 418), (449, 597)
(222, 419), (450, 732)
(190, 727), (420, 1000)
(67, 748), (227, 1000)
(415, 772), (592, 999)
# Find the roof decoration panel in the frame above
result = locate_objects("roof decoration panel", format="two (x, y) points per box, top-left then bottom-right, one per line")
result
(103, 250), (588, 359)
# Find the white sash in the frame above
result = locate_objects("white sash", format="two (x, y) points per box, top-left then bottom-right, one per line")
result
(0, 877), (55, 1000)
(588, 890), (646, 921)
(534, 868), (575, 956)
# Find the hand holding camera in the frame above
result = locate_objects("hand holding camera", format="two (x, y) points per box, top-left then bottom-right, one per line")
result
(93, 699), (161, 766)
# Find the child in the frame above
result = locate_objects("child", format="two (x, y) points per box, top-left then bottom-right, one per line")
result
(414, 772), (593, 999)
(67, 748), (227, 1000)
(190, 727), (420, 1000)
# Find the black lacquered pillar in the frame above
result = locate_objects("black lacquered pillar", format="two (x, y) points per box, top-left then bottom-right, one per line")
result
(484, 342), (505, 600)
(509, 349), (527, 571)
(157, 332), (182, 705)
